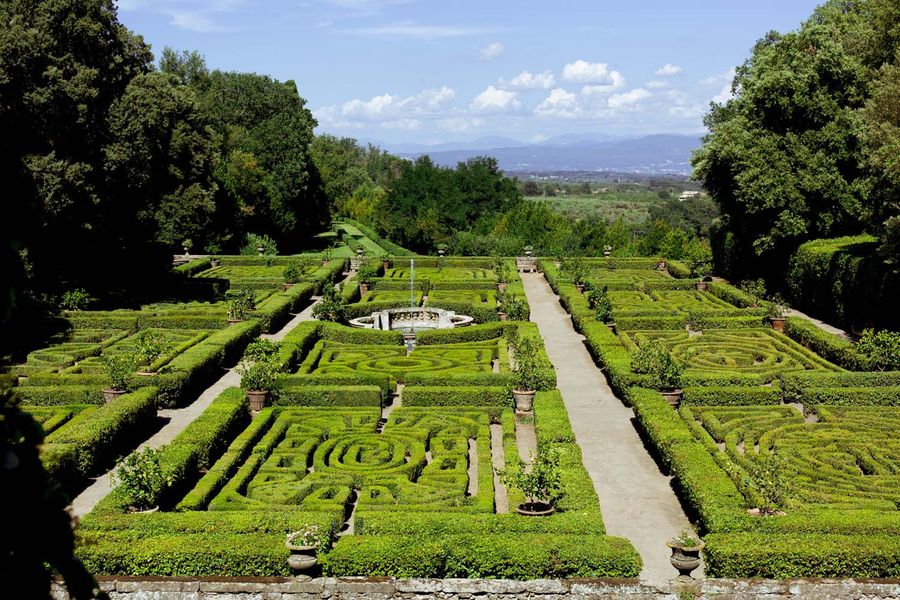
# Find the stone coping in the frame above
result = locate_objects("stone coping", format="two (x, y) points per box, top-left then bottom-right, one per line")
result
(51, 576), (900, 599)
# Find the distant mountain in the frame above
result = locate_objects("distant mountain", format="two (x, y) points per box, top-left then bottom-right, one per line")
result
(386, 133), (702, 174)
(369, 136), (529, 155)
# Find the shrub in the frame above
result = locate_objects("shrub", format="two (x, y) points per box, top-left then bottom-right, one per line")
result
(312, 284), (347, 323)
(356, 261), (380, 284)
(738, 278), (766, 307)
(402, 386), (509, 407)
(498, 446), (562, 507)
(102, 354), (137, 391)
(60, 288), (91, 311)
(746, 453), (794, 515)
(240, 233), (278, 256)
(512, 334), (552, 391)
(134, 329), (170, 371)
(282, 262), (302, 284)
(631, 340), (683, 390)
(237, 357), (279, 391)
(856, 328), (900, 371)
(113, 447), (172, 511)
(227, 290), (255, 321)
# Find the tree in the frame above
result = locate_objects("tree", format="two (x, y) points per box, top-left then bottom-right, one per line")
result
(693, 4), (876, 279)
(523, 180), (541, 196)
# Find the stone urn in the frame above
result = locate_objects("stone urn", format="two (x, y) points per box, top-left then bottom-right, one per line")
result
(769, 317), (786, 332)
(657, 260), (667, 271)
(695, 281), (708, 292)
(667, 539), (704, 580)
(497, 311), (507, 322)
(605, 322), (617, 334)
(246, 390), (269, 412)
(102, 388), (127, 403)
(575, 283), (586, 294)
(661, 389), (683, 407)
(359, 282), (369, 295)
(282, 283), (295, 291)
(513, 389), (535, 412)
(257, 246), (265, 256)
(382, 260), (391, 271)
(286, 543), (318, 575)
(497, 282), (508, 292)
(210, 259), (220, 268)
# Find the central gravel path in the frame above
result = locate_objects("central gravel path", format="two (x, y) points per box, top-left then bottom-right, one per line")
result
(521, 272), (698, 581)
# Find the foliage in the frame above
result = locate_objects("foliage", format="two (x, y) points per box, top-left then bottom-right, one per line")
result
(134, 329), (170, 369)
(101, 354), (136, 392)
(738, 279), (766, 308)
(356, 261), (380, 283)
(0, 391), (107, 599)
(589, 287), (614, 323)
(237, 356), (280, 391)
(241, 233), (278, 256)
(512, 335), (546, 391)
(312, 284), (347, 323)
(856, 328), (900, 371)
(765, 293), (788, 319)
(282, 262), (302, 284)
(670, 528), (701, 548)
(498, 446), (563, 507)
(286, 524), (328, 549)
(242, 339), (281, 363)
(113, 447), (172, 511)
(745, 453), (794, 515)
(631, 340), (683, 390)
(499, 294), (529, 321)
(60, 289), (92, 311)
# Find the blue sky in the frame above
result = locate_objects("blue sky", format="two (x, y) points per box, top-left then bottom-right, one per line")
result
(117, 0), (824, 145)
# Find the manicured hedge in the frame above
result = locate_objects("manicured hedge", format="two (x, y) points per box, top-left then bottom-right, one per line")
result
(15, 385), (106, 405)
(321, 534), (641, 578)
(704, 533), (900, 578)
(174, 257), (212, 276)
(795, 386), (900, 406)
(783, 316), (864, 370)
(42, 387), (159, 495)
(273, 385), (383, 407)
(402, 386), (510, 407)
(681, 386), (782, 406)
(405, 372), (512, 388)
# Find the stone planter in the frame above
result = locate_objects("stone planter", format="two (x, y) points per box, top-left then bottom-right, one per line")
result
(437, 249), (446, 256)
(497, 282), (508, 292)
(660, 389), (683, 407)
(359, 282), (369, 295)
(246, 390), (269, 412)
(322, 259), (329, 267)
(513, 389), (536, 412)
(516, 501), (555, 517)
(497, 311), (507, 322)
(210, 259), (220, 268)
(382, 260), (391, 271)
(667, 540), (704, 579)
(575, 284), (585, 294)
(657, 260), (667, 271)
(135, 371), (158, 377)
(102, 389), (127, 403)
(286, 543), (318, 574)
(227, 318), (245, 325)
(770, 317), (786, 332)
(695, 281), (708, 292)
(605, 322), (617, 334)
(282, 283), (295, 291)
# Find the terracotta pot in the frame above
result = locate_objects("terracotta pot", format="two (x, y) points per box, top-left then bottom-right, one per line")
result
(667, 540), (704, 579)
(770, 317), (785, 332)
(102, 389), (127, 403)
(657, 260), (667, 271)
(516, 502), (555, 517)
(513, 389), (536, 412)
(497, 282), (508, 292)
(575, 284), (585, 294)
(497, 311), (507, 322)
(246, 390), (269, 411)
(382, 260), (391, 271)
(282, 283), (295, 291)
(359, 282), (369, 295)
(605, 322), (617, 334)
(695, 281), (708, 292)
(660, 389), (683, 407)
(322, 259), (329, 267)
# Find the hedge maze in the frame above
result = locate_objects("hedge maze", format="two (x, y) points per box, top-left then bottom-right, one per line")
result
(76, 319), (641, 578)
(543, 257), (900, 578)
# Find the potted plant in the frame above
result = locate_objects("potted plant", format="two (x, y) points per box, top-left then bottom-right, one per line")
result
(511, 335), (546, 412)
(500, 294), (528, 322)
(435, 243), (448, 256)
(282, 262), (302, 290)
(666, 529), (704, 580)
(695, 276), (712, 292)
(379, 252), (392, 272)
(312, 284), (347, 323)
(498, 446), (562, 516)
(767, 293), (788, 331)
(113, 447), (172, 513)
(134, 329), (169, 376)
(738, 278), (767, 308)
(101, 354), (136, 402)
(657, 259), (667, 271)
(523, 245), (534, 257)
(182, 239), (192, 257)
(321, 247), (333, 267)
(631, 340), (684, 406)
(357, 262), (379, 295)
(209, 255), (220, 268)
(59, 288), (91, 311)
(590, 286), (614, 330)
(285, 524), (328, 573)
(603, 245), (612, 258)
(746, 453), (793, 517)
(227, 290), (255, 323)
(495, 262), (510, 292)
(571, 260), (589, 294)
(237, 340), (281, 411)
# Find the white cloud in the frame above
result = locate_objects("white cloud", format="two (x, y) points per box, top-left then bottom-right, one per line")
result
(608, 88), (651, 109)
(347, 21), (498, 39)
(479, 42), (505, 61)
(701, 67), (736, 86)
(534, 88), (581, 118)
(712, 83), (734, 105)
(322, 86), (456, 123)
(119, 0), (246, 32)
(655, 63), (683, 76)
(323, 0), (412, 15)
(470, 85), (521, 113)
(381, 118), (421, 129)
(561, 60), (623, 85)
(503, 70), (556, 90)
(581, 71), (626, 95)
(646, 80), (672, 90)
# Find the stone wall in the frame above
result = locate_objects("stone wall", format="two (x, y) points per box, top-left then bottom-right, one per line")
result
(51, 577), (900, 600)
